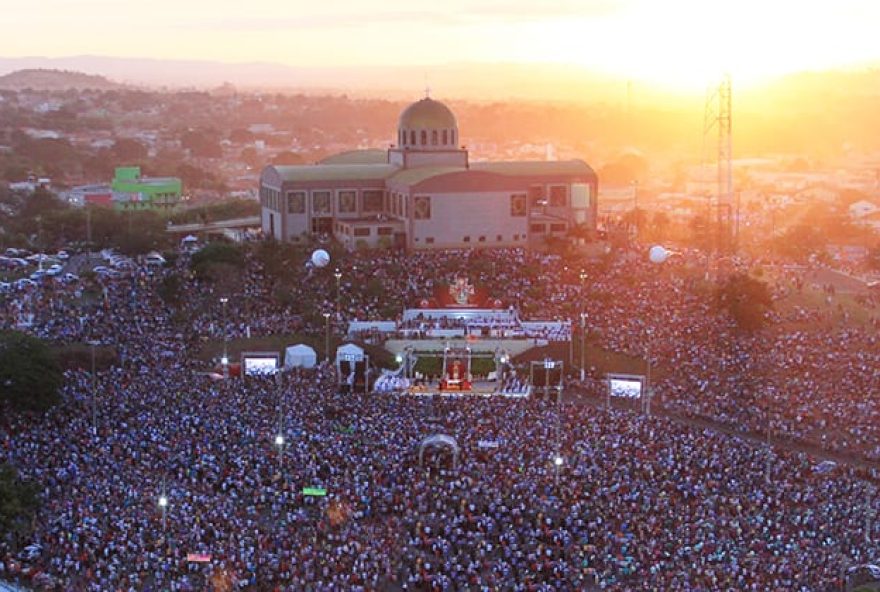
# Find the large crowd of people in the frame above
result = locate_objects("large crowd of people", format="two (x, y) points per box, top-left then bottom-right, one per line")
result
(1, 241), (879, 590)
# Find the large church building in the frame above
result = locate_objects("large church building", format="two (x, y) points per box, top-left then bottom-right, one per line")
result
(259, 97), (597, 250)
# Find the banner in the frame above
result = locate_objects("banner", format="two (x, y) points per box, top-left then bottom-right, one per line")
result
(187, 553), (212, 562)
(303, 487), (327, 496)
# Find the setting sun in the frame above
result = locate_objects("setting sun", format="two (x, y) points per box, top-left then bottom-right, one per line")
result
(3, 0), (880, 95)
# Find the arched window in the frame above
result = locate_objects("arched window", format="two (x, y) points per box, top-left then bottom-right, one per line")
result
(442, 130), (448, 145)
(420, 130), (427, 145)
(410, 130), (416, 145)
(431, 130), (438, 145)
(451, 130), (456, 146)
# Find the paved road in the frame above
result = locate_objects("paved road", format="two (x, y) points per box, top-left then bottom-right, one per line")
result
(63, 253), (100, 276)
(806, 267), (871, 295)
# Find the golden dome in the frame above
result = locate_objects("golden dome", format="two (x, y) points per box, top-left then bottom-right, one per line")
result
(398, 97), (457, 130)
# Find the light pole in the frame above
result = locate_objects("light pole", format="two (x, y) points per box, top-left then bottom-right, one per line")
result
(579, 312), (587, 383)
(553, 454), (563, 484)
(646, 245), (678, 415)
(220, 297), (229, 378)
(578, 269), (588, 382)
(158, 482), (168, 534)
(275, 434), (285, 475)
(323, 311), (331, 363)
(631, 180), (640, 241)
(334, 268), (342, 320)
(90, 341), (97, 436)
(276, 371), (285, 479)
(765, 387), (772, 484)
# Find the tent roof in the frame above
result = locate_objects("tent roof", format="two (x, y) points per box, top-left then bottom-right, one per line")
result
(286, 343), (316, 354)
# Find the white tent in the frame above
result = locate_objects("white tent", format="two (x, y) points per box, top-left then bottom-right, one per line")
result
(335, 343), (365, 363)
(284, 344), (317, 369)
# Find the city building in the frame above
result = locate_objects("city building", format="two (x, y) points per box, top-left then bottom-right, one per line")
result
(111, 166), (182, 211)
(259, 97), (598, 250)
(61, 183), (113, 207)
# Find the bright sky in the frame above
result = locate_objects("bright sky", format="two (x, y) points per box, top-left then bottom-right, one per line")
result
(6, 0), (880, 91)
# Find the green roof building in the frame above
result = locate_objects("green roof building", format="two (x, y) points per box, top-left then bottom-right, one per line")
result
(111, 166), (182, 211)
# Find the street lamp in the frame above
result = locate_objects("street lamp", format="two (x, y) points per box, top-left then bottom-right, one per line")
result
(220, 297), (229, 378)
(579, 312), (588, 382)
(158, 492), (168, 533)
(89, 341), (98, 436)
(275, 433), (285, 474)
(644, 245), (679, 416)
(323, 312), (331, 362)
(334, 268), (342, 320)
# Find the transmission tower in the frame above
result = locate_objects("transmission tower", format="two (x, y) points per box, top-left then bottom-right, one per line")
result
(701, 74), (734, 257)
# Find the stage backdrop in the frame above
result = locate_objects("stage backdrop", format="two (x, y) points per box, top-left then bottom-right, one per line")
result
(419, 278), (503, 309)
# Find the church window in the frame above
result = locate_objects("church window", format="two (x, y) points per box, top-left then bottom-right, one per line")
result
(287, 191), (305, 214)
(410, 130), (416, 145)
(363, 190), (383, 213)
(549, 185), (568, 207)
(420, 130), (427, 145)
(442, 130), (448, 145)
(338, 190), (356, 213)
(413, 196), (431, 219)
(431, 130), (438, 145)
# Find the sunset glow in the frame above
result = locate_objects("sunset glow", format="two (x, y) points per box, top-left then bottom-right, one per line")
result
(4, 0), (880, 93)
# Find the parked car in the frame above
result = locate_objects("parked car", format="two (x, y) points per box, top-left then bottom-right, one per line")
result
(145, 253), (166, 266)
(55, 250), (70, 260)
(112, 258), (134, 269)
(14, 278), (37, 289)
(46, 264), (64, 276)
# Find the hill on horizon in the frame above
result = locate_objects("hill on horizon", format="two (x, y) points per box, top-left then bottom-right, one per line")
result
(0, 68), (122, 91)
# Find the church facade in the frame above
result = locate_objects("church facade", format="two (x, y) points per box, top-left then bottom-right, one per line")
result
(259, 97), (598, 251)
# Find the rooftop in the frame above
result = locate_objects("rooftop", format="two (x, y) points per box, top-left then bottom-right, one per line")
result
(318, 149), (388, 165)
(272, 164), (397, 183)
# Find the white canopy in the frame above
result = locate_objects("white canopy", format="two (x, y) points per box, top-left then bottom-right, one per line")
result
(335, 343), (365, 363)
(284, 344), (317, 369)
(418, 434), (460, 469)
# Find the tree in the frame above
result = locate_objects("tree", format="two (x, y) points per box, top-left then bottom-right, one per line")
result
(111, 138), (148, 162)
(271, 151), (305, 165)
(0, 463), (40, 546)
(190, 242), (244, 280)
(652, 211), (671, 241)
(0, 331), (62, 411)
(228, 128), (255, 144)
(180, 130), (222, 158)
(714, 273), (773, 333)
(868, 244), (880, 271)
(772, 223), (827, 260)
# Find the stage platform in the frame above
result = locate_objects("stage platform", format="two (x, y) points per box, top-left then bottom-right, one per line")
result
(399, 380), (530, 398)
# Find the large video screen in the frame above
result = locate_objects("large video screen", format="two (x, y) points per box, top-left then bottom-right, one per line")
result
(243, 357), (279, 376)
(609, 378), (642, 399)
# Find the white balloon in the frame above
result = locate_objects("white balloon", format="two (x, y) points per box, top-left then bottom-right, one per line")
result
(649, 245), (670, 264)
(311, 249), (331, 268)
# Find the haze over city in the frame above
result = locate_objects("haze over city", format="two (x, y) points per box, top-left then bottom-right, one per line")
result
(4, 0), (880, 95)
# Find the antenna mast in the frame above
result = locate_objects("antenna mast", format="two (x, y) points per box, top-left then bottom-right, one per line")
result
(702, 74), (734, 262)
